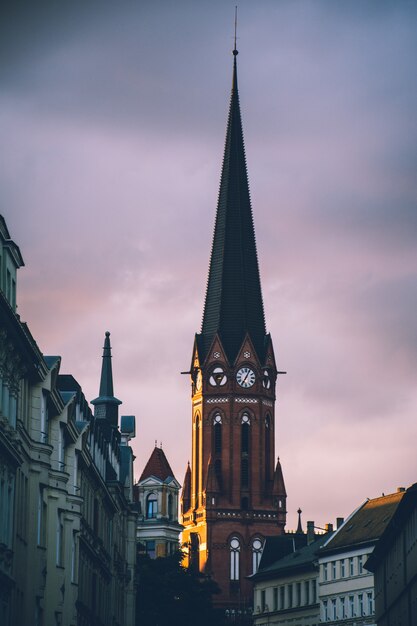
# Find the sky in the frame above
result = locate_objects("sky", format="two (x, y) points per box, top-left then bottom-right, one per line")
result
(2, 0), (416, 530)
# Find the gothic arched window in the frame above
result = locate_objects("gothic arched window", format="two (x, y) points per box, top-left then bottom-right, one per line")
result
(265, 414), (271, 482)
(241, 414), (250, 454)
(252, 538), (263, 574)
(230, 537), (240, 580)
(195, 414), (201, 507)
(241, 458), (249, 488)
(241, 414), (250, 488)
(146, 493), (157, 519)
(214, 458), (222, 489)
(213, 414), (222, 455)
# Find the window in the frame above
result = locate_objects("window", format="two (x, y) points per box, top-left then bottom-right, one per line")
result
(273, 587), (278, 611)
(230, 537), (240, 580)
(349, 595), (354, 618)
(279, 585), (285, 610)
(331, 598), (337, 620)
(332, 561), (337, 579)
(358, 554), (363, 574)
(194, 415), (200, 507)
(252, 538), (263, 574)
(40, 391), (48, 443)
(146, 540), (156, 559)
(305, 580), (310, 605)
(341, 558), (346, 577)
(367, 592), (374, 614)
(213, 414), (222, 454)
(168, 494), (173, 519)
(71, 531), (78, 583)
(265, 415), (271, 482)
(358, 593), (364, 616)
(261, 590), (266, 612)
(190, 533), (200, 572)
(322, 600), (328, 622)
(340, 596), (346, 619)
(241, 413), (250, 454)
(296, 582), (301, 606)
(323, 563), (328, 581)
(241, 458), (249, 488)
(288, 584), (293, 608)
(37, 487), (46, 546)
(349, 556), (354, 576)
(215, 459), (222, 489)
(56, 511), (64, 566)
(58, 424), (65, 471)
(146, 493), (157, 519)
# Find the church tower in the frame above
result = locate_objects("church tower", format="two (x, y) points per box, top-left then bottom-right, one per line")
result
(181, 47), (287, 612)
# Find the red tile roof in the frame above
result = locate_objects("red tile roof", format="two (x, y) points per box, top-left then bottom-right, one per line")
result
(139, 446), (175, 482)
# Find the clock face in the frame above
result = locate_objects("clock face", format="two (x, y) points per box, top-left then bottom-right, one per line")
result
(236, 367), (256, 388)
(262, 370), (271, 389)
(196, 370), (202, 391)
(209, 367), (227, 387)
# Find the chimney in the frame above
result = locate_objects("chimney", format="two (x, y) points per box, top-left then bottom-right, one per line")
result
(336, 517), (344, 529)
(325, 523), (333, 533)
(307, 521), (315, 545)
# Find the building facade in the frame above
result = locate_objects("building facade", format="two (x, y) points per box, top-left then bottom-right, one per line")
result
(180, 48), (287, 613)
(318, 491), (405, 626)
(252, 526), (330, 626)
(0, 216), (137, 626)
(134, 445), (182, 558)
(365, 483), (417, 626)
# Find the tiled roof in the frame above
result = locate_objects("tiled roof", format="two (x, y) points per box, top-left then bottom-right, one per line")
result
(321, 491), (405, 553)
(252, 532), (331, 582)
(198, 53), (266, 364)
(139, 446), (176, 482)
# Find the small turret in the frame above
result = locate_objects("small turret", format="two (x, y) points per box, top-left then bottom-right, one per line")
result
(273, 457), (287, 526)
(91, 331), (122, 428)
(181, 462), (192, 515)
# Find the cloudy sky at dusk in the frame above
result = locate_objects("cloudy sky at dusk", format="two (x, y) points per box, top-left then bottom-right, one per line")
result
(2, 1), (416, 530)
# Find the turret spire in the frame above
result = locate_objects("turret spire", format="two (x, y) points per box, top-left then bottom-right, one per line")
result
(91, 331), (122, 427)
(199, 48), (266, 364)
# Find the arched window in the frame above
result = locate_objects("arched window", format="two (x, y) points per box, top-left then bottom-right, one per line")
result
(213, 414), (222, 454)
(190, 533), (200, 573)
(241, 414), (250, 488)
(146, 493), (157, 519)
(241, 414), (250, 454)
(195, 415), (200, 507)
(214, 459), (222, 489)
(265, 414), (271, 482)
(230, 537), (240, 580)
(241, 458), (249, 488)
(252, 538), (263, 574)
(168, 494), (173, 520)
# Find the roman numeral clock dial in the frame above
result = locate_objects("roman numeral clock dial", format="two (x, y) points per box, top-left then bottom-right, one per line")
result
(236, 366), (256, 388)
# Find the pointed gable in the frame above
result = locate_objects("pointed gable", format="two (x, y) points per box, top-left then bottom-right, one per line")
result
(139, 446), (176, 482)
(198, 51), (266, 365)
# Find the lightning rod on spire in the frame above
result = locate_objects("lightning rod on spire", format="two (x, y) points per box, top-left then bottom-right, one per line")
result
(233, 6), (238, 56)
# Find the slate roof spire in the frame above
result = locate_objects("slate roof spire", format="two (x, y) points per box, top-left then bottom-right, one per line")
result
(91, 331), (121, 427)
(199, 48), (266, 364)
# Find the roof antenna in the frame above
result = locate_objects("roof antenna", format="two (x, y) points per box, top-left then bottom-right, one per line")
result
(233, 5), (238, 56)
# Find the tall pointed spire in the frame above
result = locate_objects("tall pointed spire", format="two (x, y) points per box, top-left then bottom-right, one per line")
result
(199, 47), (266, 364)
(91, 331), (121, 427)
